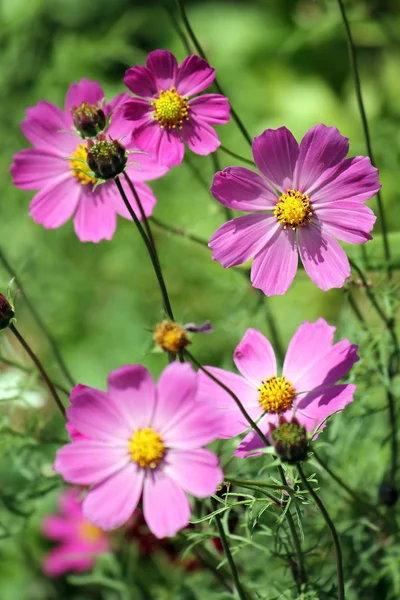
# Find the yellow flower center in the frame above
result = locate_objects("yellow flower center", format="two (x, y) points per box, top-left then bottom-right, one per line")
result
(274, 189), (312, 230)
(69, 143), (98, 185)
(153, 320), (190, 354)
(129, 428), (165, 469)
(258, 376), (296, 413)
(79, 520), (103, 543)
(152, 87), (189, 129)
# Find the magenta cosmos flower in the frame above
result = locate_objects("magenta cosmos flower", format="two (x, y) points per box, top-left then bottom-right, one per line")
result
(11, 78), (168, 243)
(123, 49), (230, 167)
(209, 124), (380, 295)
(198, 318), (358, 457)
(54, 362), (223, 538)
(42, 488), (109, 576)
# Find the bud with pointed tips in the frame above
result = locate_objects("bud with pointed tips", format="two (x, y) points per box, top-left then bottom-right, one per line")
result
(0, 294), (14, 330)
(270, 416), (309, 464)
(86, 134), (127, 180)
(71, 102), (106, 138)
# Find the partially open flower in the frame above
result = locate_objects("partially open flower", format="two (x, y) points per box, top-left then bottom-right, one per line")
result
(0, 294), (14, 330)
(270, 416), (309, 464)
(86, 134), (127, 180)
(71, 101), (107, 138)
(153, 320), (191, 354)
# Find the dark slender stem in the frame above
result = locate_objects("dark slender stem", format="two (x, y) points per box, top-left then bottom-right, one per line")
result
(0, 247), (74, 387)
(297, 464), (345, 600)
(114, 177), (175, 321)
(344, 288), (367, 329)
(0, 355), (70, 397)
(184, 153), (213, 194)
(176, 0), (252, 147)
(337, 0), (391, 278)
(284, 507), (308, 588)
(163, 2), (193, 54)
(9, 324), (66, 418)
(219, 145), (254, 166)
(387, 389), (398, 486)
(349, 260), (391, 327)
(122, 172), (159, 260)
(210, 497), (250, 600)
(150, 216), (209, 249)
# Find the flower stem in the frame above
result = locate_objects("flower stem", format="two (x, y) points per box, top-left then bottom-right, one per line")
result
(175, 0), (252, 147)
(336, 0), (391, 279)
(297, 464), (345, 600)
(219, 145), (254, 166)
(150, 216), (209, 249)
(9, 324), (66, 418)
(0, 354), (70, 397)
(0, 246), (75, 387)
(114, 177), (175, 321)
(210, 497), (251, 600)
(122, 172), (159, 261)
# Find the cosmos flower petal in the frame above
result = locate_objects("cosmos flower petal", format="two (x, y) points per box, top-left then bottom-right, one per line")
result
(29, 175), (81, 229)
(22, 101), (76, 155)
(298, 223), (350, 291)
(65, 79), (104, 112)
(43, 545), (95, 576)
(107, 364), (156, 430)
(11, 148), (66, 190)
(124, 66), (158, 99)
(234, 328), (277, 386)
(250, 227), (298, 296)
(211, 166), (278, 211)
(252, 127), (299, 192)
(176, 55), (215, 96)
(188, 94), (230, 124)
(164, 449), (223, 497)
(314, 202), (376, 244)
(152, 362), (197, 432)
(234, 414), (276, 458)
(73, 186), (117, 243)
(42, 516), (73, 541)
(133, 120), (184, 167)
(181, 117), (220, 155)
(295, 384), (356, 434)
(123, 98), (153, 124)
(108, 179), (156, 220)
(143, 471), (191, 539)
(146, 49), (178, 91)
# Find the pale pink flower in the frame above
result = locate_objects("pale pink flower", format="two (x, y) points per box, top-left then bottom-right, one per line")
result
(210, 124), (380, 295)
(11, 79), (168, 242)
(54, 363), (223, 538)
(198, 319), (358, 457)
(123, 49), (230, 167)
(42, 488), (109, 576)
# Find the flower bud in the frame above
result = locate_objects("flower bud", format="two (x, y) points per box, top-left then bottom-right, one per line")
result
(153, 320), (191, 354)
(0, 294), (14, 330)
(86, 134), (127, 180)
(71, 102), (106, 138)
(270, 417), (309, 464)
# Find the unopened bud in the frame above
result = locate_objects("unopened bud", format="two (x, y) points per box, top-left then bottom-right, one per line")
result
(270, 417), (309, 464)
(0, 294), (14, 330)
(153, 320), (190, 354)
(72, 102), (106, 138)
(86, 134), (127, 180)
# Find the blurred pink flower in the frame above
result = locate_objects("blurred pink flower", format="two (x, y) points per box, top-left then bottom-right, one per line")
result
(197, 318), (358, 457)
(11, 79), (168, 243)
(123, 49), (230, 167)
(42, 488), (108, 576)
(54, 362), (223, 538)
(209, 124), (380, 295)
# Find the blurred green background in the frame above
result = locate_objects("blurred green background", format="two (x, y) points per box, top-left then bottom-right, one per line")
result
(0, 0), (399, 598)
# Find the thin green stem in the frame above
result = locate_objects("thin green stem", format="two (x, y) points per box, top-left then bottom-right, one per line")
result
(0, 247), (74, 387)
(297, 464), (345, 600)
(192, 546), (233, 594)
(337, 0), (391, 278)
(149, 216), (209, 249)
(122, 172), (159, 260)
(176, 0), (252, 147)
(225, 477), (291, 492)
(219, 145), (254, 166)
(210, 497), (250, 600)
(255, 290), (285, 367)
(9, 324), (66, 418)
(0, 354), (70, 397)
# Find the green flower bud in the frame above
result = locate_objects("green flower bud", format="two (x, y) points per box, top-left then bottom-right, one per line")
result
(0, 294), (14, 330)
(271, 417), (309, 464)
(86, 134), (127, 180)
(72, 102), (106, 138)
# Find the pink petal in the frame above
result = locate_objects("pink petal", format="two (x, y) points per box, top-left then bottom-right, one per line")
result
(152, 362), (197, 432)
(107, 92), (131, 115)
(164, 449), (223, 497)
(29, 175), (81, 229)
(107, 364), (156, 430)
(54, 441), (129, 486)
(109, 179), (157, 221)
(161, 401), (221, 449)
(298, 223), (350, 291)
(176, 55), (215, 96)
(123, 98), (153, 124)
(66, 385), (131, 442)
(181, 117), (220, 155)
(133, 120), (184, 168)
(310, 156), (381, 205)
(234, 328), (277, 386)
(209, 213), (278, 268)
(234, 414), (275, 458)
(146, 50), (178, 91)
(43, 545), (95, 576)
(252, 127), (299, 192)
(59, 488), (82, 516)
(143, 472), (190, 538)
(314, 202), (376, 244)
(11, 148), (66, 190)
(124, 149), (170, 182)
(42, 516), (74, 541)
(22, 101), (76, 155)
(83, 464), (144, 530)
(66, 423), (88, 442)
(65, 79), (104, 113)
(211, 166), (278, 212)
(296, 384), (356, 433)
(187, 94), (230, 124)
(73, 186), (117, 243)
(124, 66), (158, 98)
(250, 226), (298, 296)
(293, 124), (349, 193)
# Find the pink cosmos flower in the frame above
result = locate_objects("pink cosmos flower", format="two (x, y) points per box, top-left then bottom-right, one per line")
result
(123, 49), (230, 167)
(54, 362), (223, 538)
(11, 78), (169, 243)
(42, 488), (109, 576)
(197, 318), (358, 457)
(209, 124), (380, 295)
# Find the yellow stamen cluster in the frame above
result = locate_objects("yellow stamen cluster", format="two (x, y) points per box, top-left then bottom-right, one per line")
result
(274, 189), (312, 230)
(79, 521), (103, 542)
(258, 376), (296, 413)
(129, 428), (165, 469)
(153, 320), (190, 354)
(152, 87), (189, 129)
(69, 143), (97, 185)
